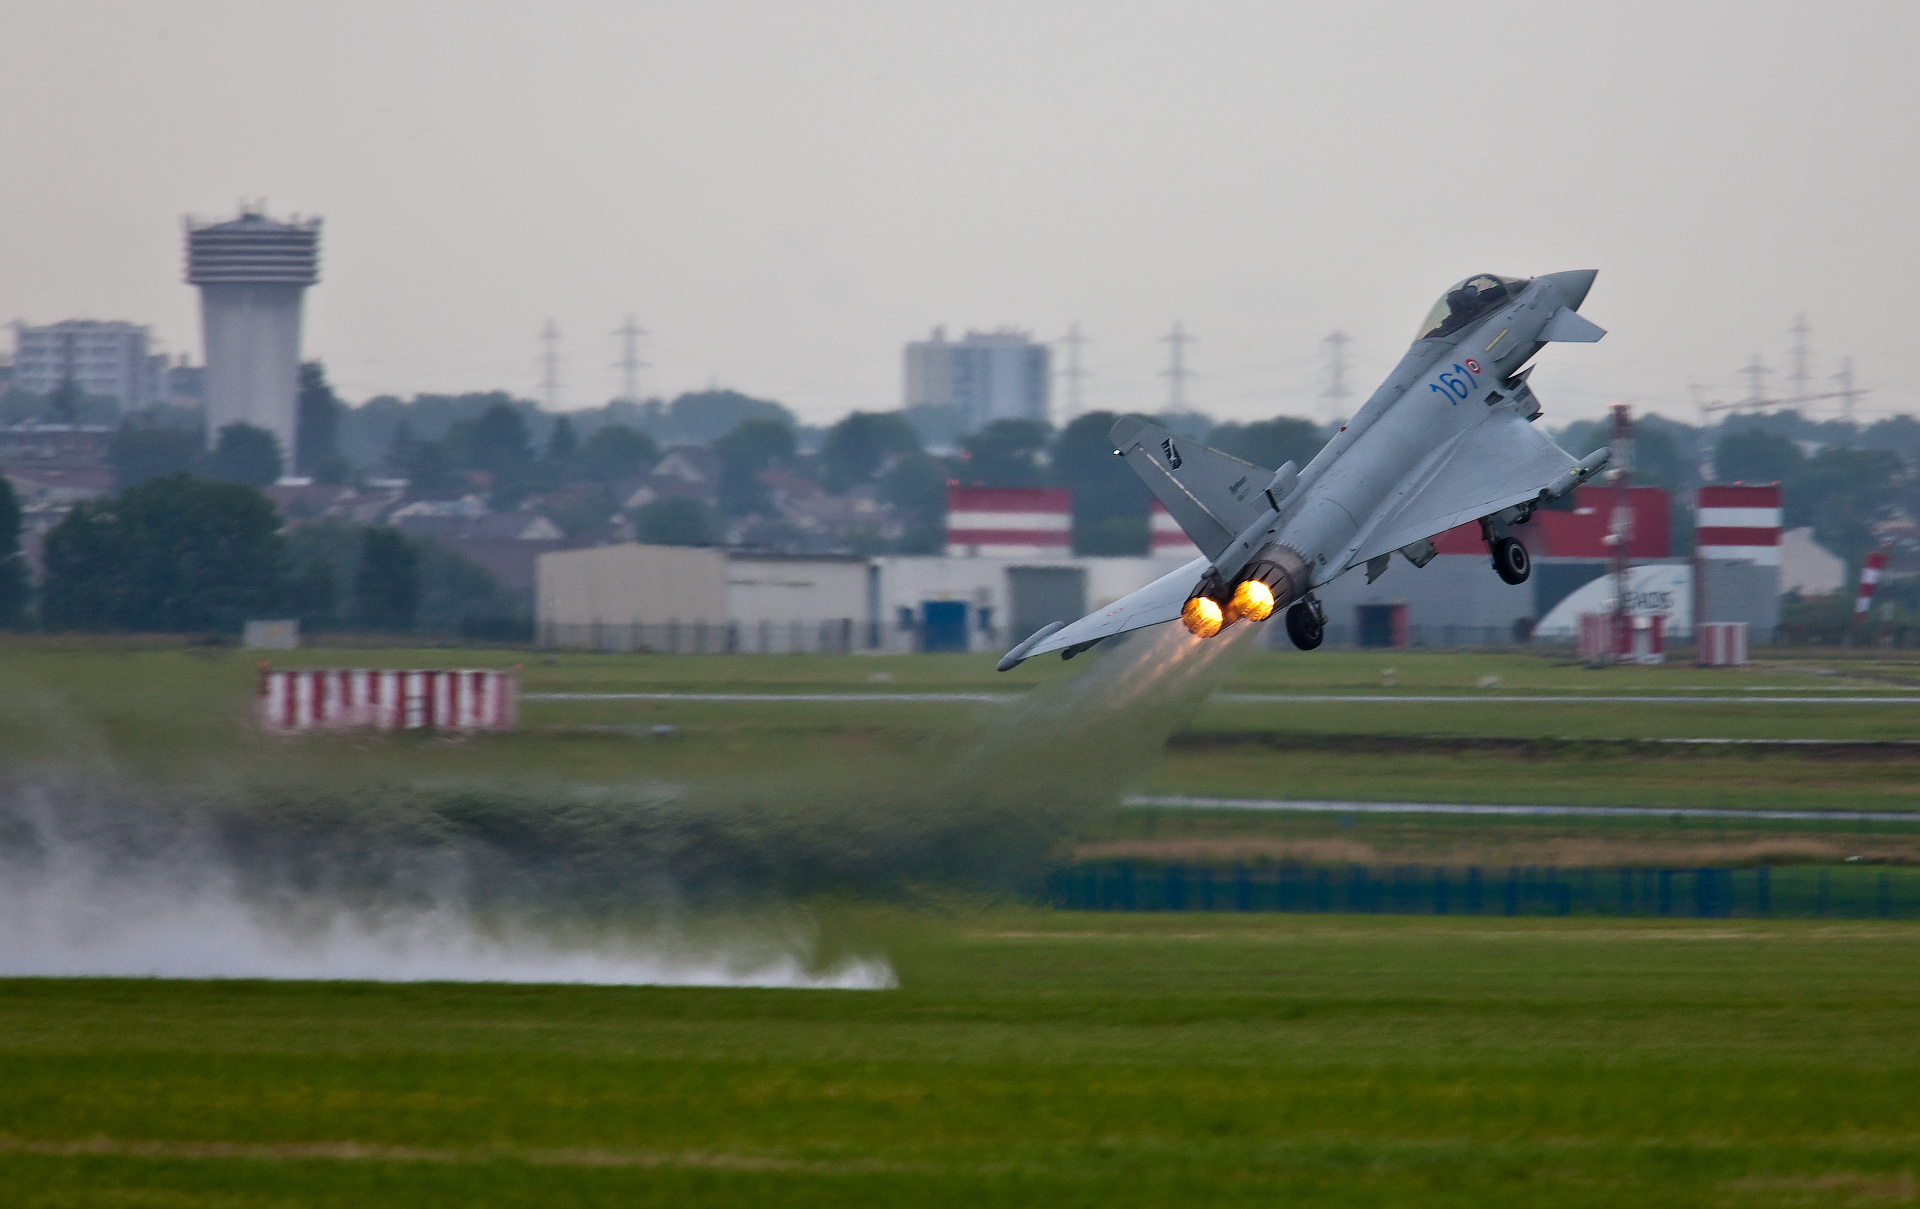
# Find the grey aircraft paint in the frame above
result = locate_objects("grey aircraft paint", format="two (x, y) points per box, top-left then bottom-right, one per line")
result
(998, 270), (1612, 670)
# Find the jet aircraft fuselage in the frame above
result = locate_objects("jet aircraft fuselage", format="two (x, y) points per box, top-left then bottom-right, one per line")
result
(999, 270), (1611, 668)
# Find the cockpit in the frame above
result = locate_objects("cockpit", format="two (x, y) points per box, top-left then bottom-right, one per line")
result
(1414, 274), (1531, 341)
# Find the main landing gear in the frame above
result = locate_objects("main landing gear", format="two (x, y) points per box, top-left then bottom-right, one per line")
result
(1285, 596), (1325, 651)
(1492, 536), (1531, 585)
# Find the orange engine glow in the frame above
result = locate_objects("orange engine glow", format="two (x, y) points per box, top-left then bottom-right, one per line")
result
(1230, 579), (1276, 622)
(1181, 595), (1224, 638)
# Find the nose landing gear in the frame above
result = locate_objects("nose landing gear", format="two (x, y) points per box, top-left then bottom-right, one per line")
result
(1285, 596), (1325, 650)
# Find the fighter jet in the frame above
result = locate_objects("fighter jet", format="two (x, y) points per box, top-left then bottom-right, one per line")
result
(998, 270), (1612, 670)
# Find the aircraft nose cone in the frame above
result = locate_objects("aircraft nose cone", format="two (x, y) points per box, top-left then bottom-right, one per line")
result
(1541, 269), (1598, 309)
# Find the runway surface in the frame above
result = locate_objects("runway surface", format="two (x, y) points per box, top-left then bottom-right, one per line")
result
(1125, 795), (1920, 824)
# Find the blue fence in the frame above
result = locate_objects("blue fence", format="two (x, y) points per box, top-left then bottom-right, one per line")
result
(1048, 863), (1919, 919)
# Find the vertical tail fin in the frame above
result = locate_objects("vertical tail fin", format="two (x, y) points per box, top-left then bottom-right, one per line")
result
(1109, 416), (1270, 559)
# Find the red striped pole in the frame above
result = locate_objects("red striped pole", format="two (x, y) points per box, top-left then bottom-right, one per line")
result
(1855, 549), (1888, 639)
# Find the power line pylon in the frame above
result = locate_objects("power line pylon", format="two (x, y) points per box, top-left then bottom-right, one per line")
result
(540, 320), (562, 411)
(1739, 355), (1768, 412)
(1161, 322), (1194, 414)
(1322, 330), (1352, 422)
(1789, 315), (1811, 403)
(1059, 323), (1088, 423)
(613, 314), (648, 404)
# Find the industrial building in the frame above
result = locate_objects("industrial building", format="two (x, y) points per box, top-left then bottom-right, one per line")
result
(1319, 484), (1787, 648)
(9, 320), (166, 411)
(535, 483), (1801, 656)
(537, 544), (870, 653)
(185, 207), (322, 465)
(904, 328), (1050, 429)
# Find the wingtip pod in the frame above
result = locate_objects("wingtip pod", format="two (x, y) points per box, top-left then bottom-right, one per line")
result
(996, 620), (1067, 671)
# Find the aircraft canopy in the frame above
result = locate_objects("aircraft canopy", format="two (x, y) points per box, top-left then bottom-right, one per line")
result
(1415, 274), (1531, 341)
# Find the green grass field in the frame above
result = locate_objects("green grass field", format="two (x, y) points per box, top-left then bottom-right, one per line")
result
(4, 911), (1919, 1207)
(5, 638), (1920, 1204)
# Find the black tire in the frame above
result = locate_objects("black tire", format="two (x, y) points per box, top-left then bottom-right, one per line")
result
(1492, 536), (1531, 585)
(1285, 599), (1324, 650)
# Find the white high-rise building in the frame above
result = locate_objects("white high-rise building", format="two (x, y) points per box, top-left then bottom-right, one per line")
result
(185, 207), (321, 463)
(904, 328), (1050, 431)
(10, 320), (160, 412)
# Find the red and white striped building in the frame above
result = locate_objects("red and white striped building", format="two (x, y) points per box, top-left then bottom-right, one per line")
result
(944, 486), (1072, 557)
(258, 667), (518, 734)
(1695, 484), (1783, 564)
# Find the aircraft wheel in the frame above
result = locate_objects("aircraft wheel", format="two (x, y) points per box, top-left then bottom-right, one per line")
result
(1492, 536), (1531, 585)
(1285, 600), (1324, 650)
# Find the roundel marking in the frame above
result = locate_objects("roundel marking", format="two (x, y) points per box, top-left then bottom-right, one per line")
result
(1464, 359), (1481, 374)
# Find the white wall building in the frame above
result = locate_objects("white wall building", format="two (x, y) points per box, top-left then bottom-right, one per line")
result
(904, 327), (1050, 429)
(537, 543), (870, 653)
(10, 320), (161, 410)
(872, 555), (1193, 654)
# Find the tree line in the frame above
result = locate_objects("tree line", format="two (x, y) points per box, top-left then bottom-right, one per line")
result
(0, 473), (523, 637)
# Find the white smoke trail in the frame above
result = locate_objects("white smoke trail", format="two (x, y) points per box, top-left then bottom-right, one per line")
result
(0, 796), (893, 989)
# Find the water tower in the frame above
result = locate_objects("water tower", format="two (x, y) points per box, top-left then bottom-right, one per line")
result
(184, 206), (321, 466)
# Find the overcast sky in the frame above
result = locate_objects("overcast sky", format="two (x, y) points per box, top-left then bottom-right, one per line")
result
(3, 1), (1916, 429)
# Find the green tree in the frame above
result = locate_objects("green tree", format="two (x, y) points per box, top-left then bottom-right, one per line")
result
(1048, 411), (1150, 553)
(109, 422), (201, 490)
(444, 403), (534, 507)
(634, 497), (720, 545)
(1786, 447), (1905, 571)
(353, 527), (419, 631)
(818, 411), (922, 493)
(285, 559), (337, 627)
(961, 419), (1050, 487)
(40, 475), (285, 632)
(713, 417), (797, 516)
(545, 415), (579, 473)
(208, 423), (285, 487)
(1206, 416), (1326, 471)
(660, 389), (796, 444)
(0, 475), (27, 627)
(295, 362), (345, 478)
(415, 538), (527, 638)
(878, 452), (950, 554)
(1713, 428), (1802, 484)
(579, 424), (660, 484)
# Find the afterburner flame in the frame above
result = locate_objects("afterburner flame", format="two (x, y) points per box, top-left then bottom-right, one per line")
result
(1181, 596), (1224, 638)
(1230, 579), (1276, 622)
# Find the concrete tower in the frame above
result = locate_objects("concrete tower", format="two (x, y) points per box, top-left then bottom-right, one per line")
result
(185, 207), (321, 464)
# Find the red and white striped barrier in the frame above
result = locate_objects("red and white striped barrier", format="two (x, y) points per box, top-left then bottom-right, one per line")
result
(1696, 621), (1748, 666)
(1855, 549), (1888, 618)
(258, 667), (518, 734)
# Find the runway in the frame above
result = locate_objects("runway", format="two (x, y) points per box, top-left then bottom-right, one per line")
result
(1125, 795), (1920, 824)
